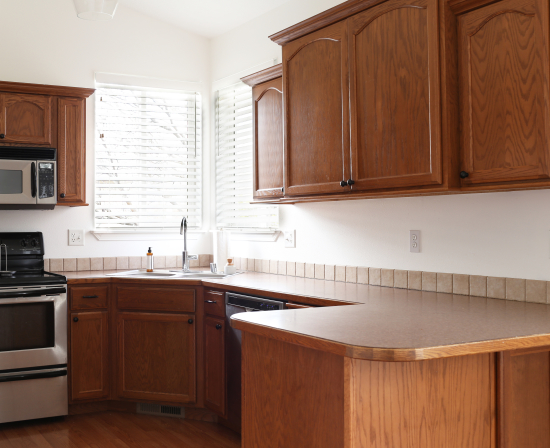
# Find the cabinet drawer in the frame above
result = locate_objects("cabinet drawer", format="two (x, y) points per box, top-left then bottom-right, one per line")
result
(116, 286), (195, 312)
(204, 290), (225, 317)
(70, 285), (109, 310)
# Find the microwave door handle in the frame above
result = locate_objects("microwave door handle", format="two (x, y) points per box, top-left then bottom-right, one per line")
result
(31, 162), (37, 198)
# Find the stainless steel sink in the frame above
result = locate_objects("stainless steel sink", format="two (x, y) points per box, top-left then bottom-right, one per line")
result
(173, 271), (233, 279)
(106, 270), (179, 278)
(106, 269), (238, 280)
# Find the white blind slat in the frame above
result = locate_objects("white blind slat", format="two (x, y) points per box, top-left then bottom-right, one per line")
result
(95, 83), (202, 230)
(215, 82), (278, 230)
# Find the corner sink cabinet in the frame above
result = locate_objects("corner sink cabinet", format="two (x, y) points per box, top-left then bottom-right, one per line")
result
(247, 0), (550, 203)
(115, 285), (198, 404)
(0, 81), (94, 206)
(68, 280), (229, 421)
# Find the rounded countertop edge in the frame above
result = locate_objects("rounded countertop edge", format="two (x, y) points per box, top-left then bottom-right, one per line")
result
(231, 315), (550, 362)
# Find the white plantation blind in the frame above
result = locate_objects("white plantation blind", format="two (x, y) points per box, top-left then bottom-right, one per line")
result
(94, 84), (202, 230)
(215, 82), (278, 229)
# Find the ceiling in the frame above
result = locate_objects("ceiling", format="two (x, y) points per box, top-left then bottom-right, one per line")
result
(120, 0), (293, 38)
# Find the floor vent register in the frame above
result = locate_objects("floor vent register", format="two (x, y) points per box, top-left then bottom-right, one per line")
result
(137, 403), (185, 419)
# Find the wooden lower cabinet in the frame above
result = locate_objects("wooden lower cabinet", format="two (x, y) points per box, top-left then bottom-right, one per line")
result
(204, 316), (226, 417)
(70, 311), (109, 401)
(116, 312), (196, 404)
(499, 348), (550, 448)
(242, 333), (496, 448)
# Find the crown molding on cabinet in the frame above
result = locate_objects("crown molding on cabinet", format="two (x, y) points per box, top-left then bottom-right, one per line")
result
(241, 64), (283, 87)
(0, 81), (95, 99)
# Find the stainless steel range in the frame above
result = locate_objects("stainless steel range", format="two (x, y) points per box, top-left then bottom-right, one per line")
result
(0, 232), (67, 423)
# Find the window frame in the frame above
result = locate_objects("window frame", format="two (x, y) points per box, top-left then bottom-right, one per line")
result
(93, 81), (203, 235)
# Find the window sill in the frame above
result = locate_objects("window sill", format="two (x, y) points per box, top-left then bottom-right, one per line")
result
(91, 229), (206, 241)
(228, 230), (281, 242)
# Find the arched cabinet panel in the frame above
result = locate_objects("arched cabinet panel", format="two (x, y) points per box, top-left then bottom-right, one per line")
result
(459, 0), (550, 185)
(253, 81), (284, 198)
(349, 0), (442, 191)
(0, 93), (52, 145)
(282, 21), (351, 196)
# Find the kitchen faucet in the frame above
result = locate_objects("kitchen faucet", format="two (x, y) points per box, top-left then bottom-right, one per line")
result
(180, 217), (198, 272)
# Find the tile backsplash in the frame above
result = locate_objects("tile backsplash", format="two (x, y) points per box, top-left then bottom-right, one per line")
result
(46, 253), (550, 305)
(45, 254), (213, 272)
(229, 257), (550, 305)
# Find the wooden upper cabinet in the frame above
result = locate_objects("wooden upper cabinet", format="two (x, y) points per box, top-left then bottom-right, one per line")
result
(0, 93), (52, 145)
(242, 65), (285, 199)
(283, 21), (350, 196)
(0, 82), (94, 206)
(458, 0), (550, 185)
(57, 97), (86, 205)
(348, 0), (442, 190)
(253, 78), (284, 198)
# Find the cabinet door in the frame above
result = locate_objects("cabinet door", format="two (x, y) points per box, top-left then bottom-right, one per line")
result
(0, 93), (52, 145)
(459, 0), (550, 185)
(283, 21), (350, 196)
(204, 316), (226, 417)
(499, 348), (550, 448)
(57, 97), (86, 205)
(117, 312), (196, 403)
(348, 0), (442, 191)
(70, 311), (109, 401)
(253, 78), (284, 199)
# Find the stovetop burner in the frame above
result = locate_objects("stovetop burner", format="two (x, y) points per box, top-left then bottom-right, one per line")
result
(0, 232), (66, 287)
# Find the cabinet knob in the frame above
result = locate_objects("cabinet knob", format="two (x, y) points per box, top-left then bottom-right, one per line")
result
(60, 193), (65, 199)
(0, 134), (4, 139)
(460, 171), (469, 179)
(73, 317), (79, 322)
(340, 180), (347, 187)
(347, 179), (355, 186)
(205, 300), (217, 304)
(215, 324), (222, 330)
(188, 319), (194, 324)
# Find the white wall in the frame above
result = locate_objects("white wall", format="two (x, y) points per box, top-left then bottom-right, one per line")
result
(0, 0), (212, 259)
(212, 0), (550, 281)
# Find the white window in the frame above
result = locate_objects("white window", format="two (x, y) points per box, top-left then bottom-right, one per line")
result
(94, 84), (202, 230)
(215, 82), (278, 229)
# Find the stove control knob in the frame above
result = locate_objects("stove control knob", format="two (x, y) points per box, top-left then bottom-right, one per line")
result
(20, 240), (27, 248)
(31, 239), (38, 247)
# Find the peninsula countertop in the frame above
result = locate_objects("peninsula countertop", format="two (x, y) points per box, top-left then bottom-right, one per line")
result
(62, 270), (550, 361)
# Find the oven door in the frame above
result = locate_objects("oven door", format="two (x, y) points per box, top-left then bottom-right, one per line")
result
(0, 286), (67, 371)
(0, 160), (36, 205)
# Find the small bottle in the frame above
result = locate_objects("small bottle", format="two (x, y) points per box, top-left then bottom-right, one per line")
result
(224, 258), (236, 275)
(147, 247), (154, 272)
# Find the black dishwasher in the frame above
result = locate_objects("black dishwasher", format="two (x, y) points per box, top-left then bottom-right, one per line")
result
(225, 292), (286, 432)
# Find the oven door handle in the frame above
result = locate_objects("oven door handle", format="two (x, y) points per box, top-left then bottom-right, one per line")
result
(0, 368), (67, 383)
(0, 287), (66, 300)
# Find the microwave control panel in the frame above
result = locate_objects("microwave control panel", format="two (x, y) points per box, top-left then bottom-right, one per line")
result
(38, 162), (55, 199)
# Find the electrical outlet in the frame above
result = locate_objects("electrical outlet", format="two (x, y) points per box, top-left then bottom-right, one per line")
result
(410, 230), (420, 253)
(284, 230), (296, 248)
(69, 229), (84, 246)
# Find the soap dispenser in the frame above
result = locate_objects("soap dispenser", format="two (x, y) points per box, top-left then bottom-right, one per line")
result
(146, 247), (154, 272)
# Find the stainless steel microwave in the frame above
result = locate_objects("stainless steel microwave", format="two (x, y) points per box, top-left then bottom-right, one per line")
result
(0, 147), (57, 210)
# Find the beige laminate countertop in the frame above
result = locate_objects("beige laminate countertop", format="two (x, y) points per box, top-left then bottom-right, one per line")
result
(63, 270), (550, 362)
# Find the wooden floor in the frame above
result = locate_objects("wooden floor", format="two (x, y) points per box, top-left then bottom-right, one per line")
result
(0, 412), (241, 448)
